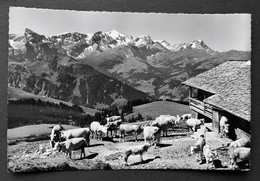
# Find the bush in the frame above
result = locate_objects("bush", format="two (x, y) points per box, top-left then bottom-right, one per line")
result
(137, 112), (144, 121)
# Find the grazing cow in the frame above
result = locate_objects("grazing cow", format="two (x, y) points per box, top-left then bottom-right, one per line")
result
(156, 115), (179, 124)
(143, 126), (161, 147)
(49, 123), (65, 148)
(219, 116), (229, 138)
(177, 113), (192, 122)
(203, 145), (218, 169)
(186, 118), (205, 132)
(90, 121), (108, 141)
(229, 147), (250, 169)
(150, 115), (177, 137)
(190, 135), (206, 162)
(60, 128), (90, 146)
(124, 144), (152, 165)
(228, 138), (251, 149)
(54, 137), (86, 159)
(106, 119), (122, 138)
(118, 124), (143, 142)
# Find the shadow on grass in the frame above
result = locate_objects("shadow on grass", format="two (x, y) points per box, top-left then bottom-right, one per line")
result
(87, 143), (104, 147)
(129, 156), (161, 166)
(162, 133), (188, 138)
(120, 138), (142, 142)
(199, 159), (229, 169)
(102, 137), (118, 143)
(74, 152), (99, 160)
(155, 143), (172, 148)
(213, 159), (228, 168)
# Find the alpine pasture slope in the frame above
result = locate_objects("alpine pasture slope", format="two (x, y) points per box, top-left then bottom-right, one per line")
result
(125, 101), (191, 121)
(7, 100), (205, 172)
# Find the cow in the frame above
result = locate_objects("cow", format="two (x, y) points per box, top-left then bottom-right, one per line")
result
(203, 145), (218, 169)
(229, 147), (250, 170)
(90, 121), (108, 141)
(124, 144), (152, 165)
(118, 124), (143, 142)
(143, 125), (161, 148)
(156, 115), (179, 124)
(228, 137), (251, 150)
(105, 119), (122, 138)
(150, 115), (177, 137)
(49, 123), (65, 148)
(60, 128), (90, 147)
(177, 113), (192, 122)
(54, 137), (86, 159)
(186, 118), (205, 132)
(190, 135), (206, 162)
(219, 116), (229, 138)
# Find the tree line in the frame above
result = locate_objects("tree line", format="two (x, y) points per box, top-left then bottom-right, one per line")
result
(7, 98), (84, 128)
(8, 98), (84, 113)
(7, 98), (150, 128)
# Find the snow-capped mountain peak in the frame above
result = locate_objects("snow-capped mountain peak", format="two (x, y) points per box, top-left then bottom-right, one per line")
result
(133, 35), (154, 46)
(107, 29), (121, 39)
(186, 40), (216, 54)
(20, 28), (217, 58)
(155, 40), (173, 50)
(159, 39), (216, 54)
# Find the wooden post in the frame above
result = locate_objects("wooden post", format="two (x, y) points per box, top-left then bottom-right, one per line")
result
(189, 87), (192, 98)
(212, 109), (220, 133)
(191, 110), (198, 119)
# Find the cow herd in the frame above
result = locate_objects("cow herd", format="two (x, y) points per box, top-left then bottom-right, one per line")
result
(48, 114), (250, 169)
(48, 114), (186, 162)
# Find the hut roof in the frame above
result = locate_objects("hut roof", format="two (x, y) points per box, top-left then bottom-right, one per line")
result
(183, 60), (251, 121)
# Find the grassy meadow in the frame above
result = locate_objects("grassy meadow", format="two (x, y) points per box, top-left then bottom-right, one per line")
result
(125, 101), (191, 121)
(8, 86), (97, 115)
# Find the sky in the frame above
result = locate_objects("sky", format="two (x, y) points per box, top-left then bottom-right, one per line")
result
(9, 7), (251, 52)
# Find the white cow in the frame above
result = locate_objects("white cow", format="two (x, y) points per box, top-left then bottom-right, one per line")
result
(106, 119), (122, 138)
(150, 115), (177, 137)
(54, 137), (86, 159)
(124, 144), (152, 165)
(177, 113), (192, 122)
(229, 147), (250, 169)
(143, 126), (161, 147)
(156, 115), (179, 124)
(228, 138), (251, 149)
(60, 128), (90, 146)
(49, 123), (65, 148)
(219, 116), (229, 138)
(118, 124), (143, 142)
(186, 118), (205, 132)
(190, 135), (206, 162)
(90, 121), (108, 141)
(203, 145), (218, 169)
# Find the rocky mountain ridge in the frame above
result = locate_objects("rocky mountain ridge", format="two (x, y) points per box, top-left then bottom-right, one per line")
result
(9, 28), (250, 106)
(8, 29), (152, 109)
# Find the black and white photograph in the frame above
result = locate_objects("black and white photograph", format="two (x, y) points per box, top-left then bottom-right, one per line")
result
(7, 7), (251, 172)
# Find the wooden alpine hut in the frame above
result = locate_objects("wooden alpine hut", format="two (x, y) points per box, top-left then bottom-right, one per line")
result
(182, 60), (251, 140)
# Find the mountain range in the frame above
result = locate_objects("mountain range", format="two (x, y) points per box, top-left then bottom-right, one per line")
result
(8, 28), (250, 109)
